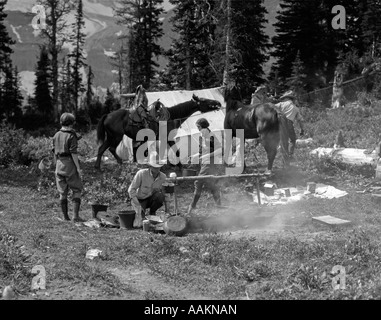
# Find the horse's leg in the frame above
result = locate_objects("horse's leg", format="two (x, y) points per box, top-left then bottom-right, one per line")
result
(109, 145), (123, 165)
(224, 129), (234, 166)
(278, 114), (290, 167)
(95, 139), (111, 170)
(133, 145), (138, 162)
(262, 131), (280, 174)
(241, 138), (247, 173)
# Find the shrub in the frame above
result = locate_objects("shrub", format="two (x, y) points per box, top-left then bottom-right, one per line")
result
(0, 123), (25, 167)
(21, 136), (53, 165)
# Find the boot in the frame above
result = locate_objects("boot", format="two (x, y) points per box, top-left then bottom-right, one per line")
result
(91, 206), (100, 220)
(72, 198), (85, 223)
(60, 199), (70, 221)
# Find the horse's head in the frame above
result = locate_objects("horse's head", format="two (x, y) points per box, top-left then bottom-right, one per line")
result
(192, 94), (221, 113)
(147, 100), (170, 122)
(133, 85), (148, 109)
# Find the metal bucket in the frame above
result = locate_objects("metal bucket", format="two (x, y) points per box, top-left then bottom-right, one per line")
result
(118, 210), (136, 229)
(163, 183), (175, 193)
(142, 220), (150, 232)
(182, 169), (197, 177)
(163, 216), (188, 236)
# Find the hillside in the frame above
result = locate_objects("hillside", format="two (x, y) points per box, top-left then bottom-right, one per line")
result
(4, 0), (279, 99)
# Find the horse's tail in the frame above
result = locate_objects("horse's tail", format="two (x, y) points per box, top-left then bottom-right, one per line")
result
(97, 114), (108, 145)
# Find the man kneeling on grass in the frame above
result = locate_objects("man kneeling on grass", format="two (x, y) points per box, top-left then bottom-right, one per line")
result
(128, 152), (168, 227)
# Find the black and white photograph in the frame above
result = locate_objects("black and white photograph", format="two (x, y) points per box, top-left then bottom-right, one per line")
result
(1, 0), (381, 305)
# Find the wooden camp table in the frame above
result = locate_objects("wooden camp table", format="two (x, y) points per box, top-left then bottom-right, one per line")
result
(166, 172), (270, 207)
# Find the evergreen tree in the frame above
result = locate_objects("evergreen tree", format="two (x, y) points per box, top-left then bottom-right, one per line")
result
(115, 0), (164, 89)
(2, 64), (23, 124)
(362, 0), (381, 57)
(286, 51), (307, 98)
(68, 0), (86, 114)
(0, 0), (14, 75)
(11, 66), (24, 123)
(212, 0), (270, 96)
(230, 0), (270, 91)
(86, 65), (94, 109)
(109, 42), (131, 93)
(0, 0), (16, 120)
(272, 0), (328, 90)
(273, 0), (372, 91)
(38, 0), (72, 122)
(165, 0), (219, 90)
(60, 58), (74, 113)
(336, 0), (368, 56)
(34, 45), (53, 120)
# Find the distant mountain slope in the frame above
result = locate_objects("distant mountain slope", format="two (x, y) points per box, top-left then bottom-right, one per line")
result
(5, 0), (279, 98)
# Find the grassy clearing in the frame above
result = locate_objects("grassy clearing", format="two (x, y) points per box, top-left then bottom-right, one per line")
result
(2, 103), (381, 299)
(2, 157), (381, 300)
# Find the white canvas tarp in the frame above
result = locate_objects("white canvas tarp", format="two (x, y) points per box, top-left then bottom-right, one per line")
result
(120, 87), (229, 163)
(310, 147), (377, 166)
(144, 86), (226, 139)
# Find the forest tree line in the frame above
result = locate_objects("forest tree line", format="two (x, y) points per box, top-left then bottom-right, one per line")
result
(1, 0), (381, 132)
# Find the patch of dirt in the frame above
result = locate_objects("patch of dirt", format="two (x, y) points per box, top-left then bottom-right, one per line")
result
(109, 266), (216, 300)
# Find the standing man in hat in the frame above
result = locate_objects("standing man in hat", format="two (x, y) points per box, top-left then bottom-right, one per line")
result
(128, 152), (167, 225)
(187, 118), (223, 215)
(274, 90), (305, 164)
(53, 112), (85, 222)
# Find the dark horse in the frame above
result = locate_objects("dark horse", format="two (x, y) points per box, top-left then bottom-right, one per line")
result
(95, 94), (221, 169)
(223, 86), (280, 174)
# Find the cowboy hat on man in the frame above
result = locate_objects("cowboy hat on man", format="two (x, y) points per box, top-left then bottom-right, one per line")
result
(128, 152), (167, 227)
(279, 90), (296, 101)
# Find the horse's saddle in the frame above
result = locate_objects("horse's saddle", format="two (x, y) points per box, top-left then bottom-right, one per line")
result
(129, 105), (148, 127)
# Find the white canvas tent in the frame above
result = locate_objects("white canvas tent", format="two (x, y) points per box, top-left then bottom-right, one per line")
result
(120, 87), (228, 163)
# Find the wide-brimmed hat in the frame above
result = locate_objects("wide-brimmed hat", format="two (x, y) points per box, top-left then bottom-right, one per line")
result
(147, 152), (164, 168)
(279, 90), (296, 100)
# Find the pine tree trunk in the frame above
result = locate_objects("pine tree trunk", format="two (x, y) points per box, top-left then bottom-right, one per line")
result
(223, 0), (232, 86)
(186, 44), (191, 90)
(52, 21), (59, 122)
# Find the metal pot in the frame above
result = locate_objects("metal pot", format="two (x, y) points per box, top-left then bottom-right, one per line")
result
(163, 216), (188, 236)
(163, 183), (175, 193)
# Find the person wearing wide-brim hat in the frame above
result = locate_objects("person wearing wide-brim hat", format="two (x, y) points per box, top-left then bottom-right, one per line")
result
(128, 152), (167, 227)
(279, 90), (297, 101)
(274, 90), (305, 166)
